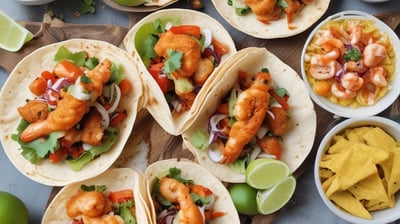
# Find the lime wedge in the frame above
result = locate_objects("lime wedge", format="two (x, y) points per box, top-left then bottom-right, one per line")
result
(256, 175), (296, 215)
(0, 10), (33, 52)
(246, 158), (291, 189)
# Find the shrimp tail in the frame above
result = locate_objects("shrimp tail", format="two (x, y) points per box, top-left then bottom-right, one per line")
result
(20, 120), (53, 143)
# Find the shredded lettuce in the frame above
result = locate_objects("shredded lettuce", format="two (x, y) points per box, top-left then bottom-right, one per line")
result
(11, 119), (63, 164)
(114, 200), (136, 224)
(189, 129), (209, 151)
(134, 17), (182, 68)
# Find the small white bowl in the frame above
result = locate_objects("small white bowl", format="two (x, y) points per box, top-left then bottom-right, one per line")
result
(314, 116), (400, 223)
(301, 10), (400, 118)
(16, 0), (55, 5)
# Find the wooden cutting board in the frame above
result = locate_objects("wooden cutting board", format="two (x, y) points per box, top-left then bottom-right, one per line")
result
(1, 12), (399, 224)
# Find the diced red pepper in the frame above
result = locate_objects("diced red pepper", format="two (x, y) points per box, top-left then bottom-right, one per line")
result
(169, 25), (201, 39)
(109, 189), (134, 203)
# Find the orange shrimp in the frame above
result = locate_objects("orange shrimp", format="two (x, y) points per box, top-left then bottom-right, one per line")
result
(220, 71), (271, 164)
(66, 191), (109, 218)
(154, 31), (201, 78)
(244, 0), (282, 24)
(81, 214), (124, 224)
(19, 60), (112, 143)
(363, 43), (387, 68)
(159, 177), (204, 224)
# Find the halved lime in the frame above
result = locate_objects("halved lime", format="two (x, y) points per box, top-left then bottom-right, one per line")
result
(256, 175), (296, 215)
(246, 158), (291, 189)
(0, 10), (33, 52)
(112, 0), (146, 6)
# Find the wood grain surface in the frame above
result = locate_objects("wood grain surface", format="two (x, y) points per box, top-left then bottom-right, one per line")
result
(1, 11), (399, 224)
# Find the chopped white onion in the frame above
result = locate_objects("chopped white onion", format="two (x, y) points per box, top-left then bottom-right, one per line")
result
(107, 83), (121, 114)
(94, 102), (110, 127)
(256, 126), (269, 139)
(82, 143), (92, 151)
(249, 145), (261, 161)
(201, 28), (212, 48)
(165, 22), (172, 30)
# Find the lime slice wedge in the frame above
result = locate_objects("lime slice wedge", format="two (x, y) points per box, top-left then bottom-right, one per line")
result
(246, 158), (291, 189)
(256, 175), (296, 215)
(0, 10), (33, 52)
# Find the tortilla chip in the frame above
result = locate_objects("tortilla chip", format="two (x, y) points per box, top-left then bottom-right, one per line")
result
(329, 191), (372, 219)
(328, 135), (353, 154)
(319, 168), (334, 180)
(364, 196), (395, 211)
(362, 127), (397, 149)
(351, 142), (389, 164)
(348, 173), (389, 204)
(325, 175), (343, 197)
(344, 127), (370, 143)
(388, 148), (400, 196)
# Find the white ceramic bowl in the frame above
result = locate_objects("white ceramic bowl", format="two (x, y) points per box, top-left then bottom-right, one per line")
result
(301, 10), (400, 118)
(16, 0), (55, 5)
(314, 116), (400, 223)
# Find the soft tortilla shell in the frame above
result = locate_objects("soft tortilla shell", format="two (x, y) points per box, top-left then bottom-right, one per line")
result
(144, 158), (240, 224)
(211, 0), (330, 39)
(0, 39), (143, 186)
(123, 8), (237, 135)
(41, 168), (151, 224)
(182, 47), (317, 183)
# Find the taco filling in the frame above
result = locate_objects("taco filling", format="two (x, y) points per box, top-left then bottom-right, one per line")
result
(11, 46), (132, 171)
(151, 167), (226, 224)
(189, 68), (291, 172)
(66, 184), (137, 224)
(228, 0), (314, 29)
(135, 17), (229, 114)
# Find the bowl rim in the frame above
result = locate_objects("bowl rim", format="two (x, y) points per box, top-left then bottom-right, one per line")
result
(300, 10), (400, 118)
(314, 116), (400, 223)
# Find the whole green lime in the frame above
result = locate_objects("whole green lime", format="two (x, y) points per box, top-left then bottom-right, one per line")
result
(228, 183), (259, 215)
(112, 0), (146, 6)
(0, 191), (29, 224)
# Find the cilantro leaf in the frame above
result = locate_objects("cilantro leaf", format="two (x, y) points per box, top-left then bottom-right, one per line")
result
(168, 167), (194, 184)
(277, 0), (288, 8)
(54, 46), (86, 66)
(81, 184), (107, 192)
(343, 47), (362, 62)
(80, 0), (96, 14)
(163, 49), (183, 74)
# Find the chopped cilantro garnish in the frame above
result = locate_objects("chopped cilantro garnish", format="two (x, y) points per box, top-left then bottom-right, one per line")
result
(80, 0), (96, 14)
(80, 75), (92, 84)
(343, 47), (362, 61)
(277, 0), (288, 8)
(54, 46), (86, 67)
(163, 49), (183, 74)
(261, 68), (269, 73)
(85, 57), (99, 70)
(81, 184), (107, 192)
(168, 167), (194, 185)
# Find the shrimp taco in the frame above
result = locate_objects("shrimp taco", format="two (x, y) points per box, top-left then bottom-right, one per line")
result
(0, 39), (143, 186)
(123, 8), (237, 135)
(42, 168), (152, 224)
(211, 0), (330, 39)
(145, 158), (240, 224)
(182, 47), (316, 183)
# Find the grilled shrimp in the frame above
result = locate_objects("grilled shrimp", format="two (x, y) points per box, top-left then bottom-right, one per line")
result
(154, 31), (201, 78)
(244, 0), (281, 24)
(66, 191), (110, 218)
(159, 177), (204, 224)
(81, 214), (124, 224)
(19, 60), (112, 143)
(220, 71), (271, 164)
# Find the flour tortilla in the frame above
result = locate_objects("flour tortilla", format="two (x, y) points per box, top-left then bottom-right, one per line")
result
(211, 0), (330, 39)
(0, 39), (143, 186)
(144, 158), (241, 224)
(123, 8), (237, 136)
(182, 47), (317, 183)
(42, 168), (151, 224)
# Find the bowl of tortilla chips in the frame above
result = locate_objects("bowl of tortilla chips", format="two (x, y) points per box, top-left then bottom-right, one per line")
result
(314, 116), (400, 223)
